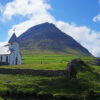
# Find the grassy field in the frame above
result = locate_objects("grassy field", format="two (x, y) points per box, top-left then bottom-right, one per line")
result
(0, 54), (78, 70)
(0, 74), (90, 99)
(0, 72), (99, 99)
(0, 54), (100, 100)
(0, 54), (96, 70)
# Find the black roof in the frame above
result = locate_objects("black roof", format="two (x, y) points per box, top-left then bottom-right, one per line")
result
(8, 33), (18, 43)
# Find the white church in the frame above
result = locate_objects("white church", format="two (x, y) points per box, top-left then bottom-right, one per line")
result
(0, 33), (21, 65)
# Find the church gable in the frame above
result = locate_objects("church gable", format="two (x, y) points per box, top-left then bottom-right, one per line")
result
(0, 33), (21, 65)
(8, 33), (18, 43)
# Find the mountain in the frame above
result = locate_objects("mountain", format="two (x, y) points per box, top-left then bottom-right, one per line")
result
(18, 22), (92, 56)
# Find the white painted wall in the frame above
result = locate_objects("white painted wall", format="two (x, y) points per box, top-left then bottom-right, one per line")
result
(0, 55), (6, 62)
(0, 42), (21, 65)
(9, 42), (21, 65)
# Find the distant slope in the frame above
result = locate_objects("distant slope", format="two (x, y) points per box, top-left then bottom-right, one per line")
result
(18, 22), (92, 56)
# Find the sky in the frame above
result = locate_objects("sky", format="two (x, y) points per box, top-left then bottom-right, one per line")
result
(0, 0), (100, 57)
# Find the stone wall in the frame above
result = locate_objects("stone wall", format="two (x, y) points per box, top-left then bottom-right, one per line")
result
(0, 68), (68, 76)
(0, 62), (9, 66)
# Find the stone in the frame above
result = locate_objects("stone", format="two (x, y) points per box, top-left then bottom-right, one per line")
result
(66, 58), (86, 77)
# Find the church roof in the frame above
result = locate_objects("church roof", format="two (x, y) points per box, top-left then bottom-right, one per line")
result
(8, 33), (18, 43)
(0, 45), (11, 55)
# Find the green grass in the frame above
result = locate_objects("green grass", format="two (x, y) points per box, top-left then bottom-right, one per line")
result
(0, 54), (97, 70)
(0, 73), (98, 98)
(0, 54), (100, 99)
(0, 65), (99, 99)
(0, 54), (78, 70)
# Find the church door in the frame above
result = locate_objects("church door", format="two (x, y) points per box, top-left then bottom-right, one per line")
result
(16, 57), (18, 65)
(6, 56), (8, 63)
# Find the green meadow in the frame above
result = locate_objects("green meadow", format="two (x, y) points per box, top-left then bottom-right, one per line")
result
(0, 54), (78, 70)
(0, 54), (96, 70)
(0, 54), (100, 100)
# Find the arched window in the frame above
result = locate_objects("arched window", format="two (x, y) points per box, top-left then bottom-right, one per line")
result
(6, 56), (8, 63)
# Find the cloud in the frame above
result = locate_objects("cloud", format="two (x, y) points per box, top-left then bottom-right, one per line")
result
(1, 0), (100, 57)
(0, 4), (6, 22)
(93, 0), (100, 22)
(3, 0), (52, 19)
(93, 14), (100, 22)
(2, 0), (56, 37)
(8, 12), (56, 37)
(56, 21), (100, 56)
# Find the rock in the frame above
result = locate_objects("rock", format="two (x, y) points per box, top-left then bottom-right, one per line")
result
(0, 62), (9, 66)
(6, 81), (12, 83)
(66, 58), (86, 78)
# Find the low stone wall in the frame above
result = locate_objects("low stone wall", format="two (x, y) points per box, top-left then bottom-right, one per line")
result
(0, 62), (9, 66)
(0, 68), (68, 76)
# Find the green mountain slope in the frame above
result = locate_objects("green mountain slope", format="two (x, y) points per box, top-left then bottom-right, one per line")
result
(18, 22), (92, 56)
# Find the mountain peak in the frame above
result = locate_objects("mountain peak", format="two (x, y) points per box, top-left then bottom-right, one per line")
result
(33, 22), (57, 30)
(19, 22), (61, 38)
(39, 22), (55, 26)
(18, 22), (92, 56)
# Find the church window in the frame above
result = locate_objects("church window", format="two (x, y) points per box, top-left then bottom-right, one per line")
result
(6, 56), (8, 63)
(11, 43), (13, 45)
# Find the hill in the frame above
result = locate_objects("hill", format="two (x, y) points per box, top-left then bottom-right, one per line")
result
(18, 22), (92, 56)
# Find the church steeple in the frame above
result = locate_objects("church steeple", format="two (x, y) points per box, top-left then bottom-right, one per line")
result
(8, 33), (18, 43)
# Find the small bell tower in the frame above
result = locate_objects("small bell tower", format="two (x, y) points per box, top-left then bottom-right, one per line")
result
(8, 31), (19, 52)
(8, 31), (21, 65)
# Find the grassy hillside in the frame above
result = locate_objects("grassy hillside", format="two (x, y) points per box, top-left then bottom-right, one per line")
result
(0, 54), (100, 100)
(18, 23), (92, 56)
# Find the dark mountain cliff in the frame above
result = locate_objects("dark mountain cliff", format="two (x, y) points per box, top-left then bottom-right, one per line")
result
(18, 22), (92, 56)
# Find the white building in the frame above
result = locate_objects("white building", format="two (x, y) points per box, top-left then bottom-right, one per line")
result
(0, 33), (21, 65)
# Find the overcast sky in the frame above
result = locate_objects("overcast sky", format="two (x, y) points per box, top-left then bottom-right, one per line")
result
(0, 0), (100, 57)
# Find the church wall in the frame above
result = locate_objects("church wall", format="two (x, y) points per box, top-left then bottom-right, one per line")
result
(9, 52), (16, 65)
(0, 55), (9, 64)
(0, 51), (21, 65)
(9, 48), (21, 65)
(0, 55), (5, 62)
